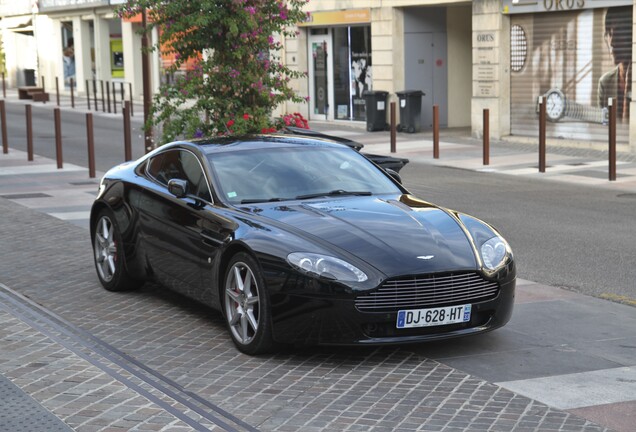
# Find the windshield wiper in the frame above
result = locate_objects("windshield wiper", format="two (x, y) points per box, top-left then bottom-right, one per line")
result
(295, 190), (372, 200)
(240, 197), (289, 204)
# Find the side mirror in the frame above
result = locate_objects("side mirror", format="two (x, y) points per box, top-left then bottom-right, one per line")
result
(168, 178), (188, 198)
(385, 168), (402, 184)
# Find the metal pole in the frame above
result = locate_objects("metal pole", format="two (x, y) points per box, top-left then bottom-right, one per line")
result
(40, 76), (46, 104)
(0, 100), (7, 154)
(106, 81), (111, 113)
(609, 98), (617, 181)
(390, 101), (396, 153)
(92, 79), (98, 111)
(54, 108), (63, 169)
(128, 82), (134, 117)
(55, 77), (60, 106)
(142, 8), (152, 152)
(433, 105), (439, 159)
(26, 105), (33, 161)
(539, 96), (546, 173)
(124, 101), (132, 161)
(86, 80), (91, 110)
(2, 73), (5, 99)
(100, 80), (105, 112)
(483, 109), (490, 166)
(70, 78), (75, 108)
(86, 113), (96, 178)
(112, 82), (117, 114)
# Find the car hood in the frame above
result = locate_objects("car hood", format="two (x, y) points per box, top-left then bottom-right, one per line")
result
(245, 194), (478, 277)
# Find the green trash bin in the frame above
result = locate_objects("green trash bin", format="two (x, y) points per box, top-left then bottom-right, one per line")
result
(362, 90), (388, 132)
(396, 90), (424, 133)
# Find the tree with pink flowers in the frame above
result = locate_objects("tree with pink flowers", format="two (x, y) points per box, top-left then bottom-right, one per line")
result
(118, 0), (309, 142)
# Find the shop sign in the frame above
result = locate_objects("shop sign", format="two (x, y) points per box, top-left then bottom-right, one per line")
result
(39, 0), (109, 12)
(502, 0), (631, 14)
(299, 9), (371, 27)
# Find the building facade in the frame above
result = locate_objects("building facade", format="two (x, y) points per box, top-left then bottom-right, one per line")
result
(285, 0), (636, 153)
(0, 0), (160, 99)
(1, 0), (635, 152)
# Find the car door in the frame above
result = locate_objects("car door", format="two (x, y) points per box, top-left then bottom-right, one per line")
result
(138, 148), (214, 297)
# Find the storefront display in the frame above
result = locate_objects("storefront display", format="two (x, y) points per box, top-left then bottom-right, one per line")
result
(506, 1), (632, 143)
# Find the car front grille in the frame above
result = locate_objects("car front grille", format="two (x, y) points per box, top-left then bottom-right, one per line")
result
(355, 272), (499, 313)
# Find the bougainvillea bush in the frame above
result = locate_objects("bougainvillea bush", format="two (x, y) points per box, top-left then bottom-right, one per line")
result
(118, 0), (310, 143)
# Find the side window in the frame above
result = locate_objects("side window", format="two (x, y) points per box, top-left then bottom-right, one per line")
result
(147, 150), (183, 186)
(147, 150), (211, 202)
(180, 151), (212, 202)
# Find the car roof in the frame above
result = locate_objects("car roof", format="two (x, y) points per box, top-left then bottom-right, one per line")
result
(185, 134), (350, 155)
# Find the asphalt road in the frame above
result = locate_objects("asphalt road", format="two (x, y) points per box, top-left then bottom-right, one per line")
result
(3, 101), (146, 171)
(4, 102), (634, 301)
(399, 162), (636, 302)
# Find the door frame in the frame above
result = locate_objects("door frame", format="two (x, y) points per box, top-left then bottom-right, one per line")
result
(308, 30), (334, 121)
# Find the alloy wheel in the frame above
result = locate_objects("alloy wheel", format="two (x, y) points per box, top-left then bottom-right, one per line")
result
(224, 261), (260, 345)
(94, 216), (117, 283)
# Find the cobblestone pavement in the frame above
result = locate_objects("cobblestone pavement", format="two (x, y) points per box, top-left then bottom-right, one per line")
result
(1, 102), (633, 430)
(0, 197), (613, 431)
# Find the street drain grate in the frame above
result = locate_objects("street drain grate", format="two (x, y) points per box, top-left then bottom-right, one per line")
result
(0, 374), (73, 431)
(0, 193), (52, 199)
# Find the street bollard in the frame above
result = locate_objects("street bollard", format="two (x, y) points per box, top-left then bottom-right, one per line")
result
(41, 76), (46, 104)
(123, 101), (132, 161)
(129, 83), (134, 116)
(483, 109), (490, 166)
(1, 100), (7, 154)
(390, 102), (397, 153)
(92, 79), (98, 111)
(86, 80), (91, 110)
(539, 96), (546, 173)
(433, 105), (439, 159)
(54, 108), (63, 169)
(55, 77), (60, 106)
(112, 82), (117, 114)
(26, 105), (33, 161)
(70, 78), (75, 108)
(100, 80), (106, 112)
(609, 98), (617, 181)
(86, 113), (96, 178)
(106, 81), (111, 114)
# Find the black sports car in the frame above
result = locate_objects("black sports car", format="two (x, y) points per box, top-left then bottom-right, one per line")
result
(91, 134), (515, 354)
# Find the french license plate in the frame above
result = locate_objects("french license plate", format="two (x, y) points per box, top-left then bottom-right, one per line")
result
(396, 304), (471, 329)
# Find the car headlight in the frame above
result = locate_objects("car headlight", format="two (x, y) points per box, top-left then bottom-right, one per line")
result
(287, 252), (368, 282)
(480, 236), (509, 271)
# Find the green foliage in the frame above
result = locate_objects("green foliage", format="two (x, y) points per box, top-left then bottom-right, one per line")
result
(118, 0), (309, 143)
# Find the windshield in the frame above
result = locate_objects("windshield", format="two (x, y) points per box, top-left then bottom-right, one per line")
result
(207, 146), (402, 204)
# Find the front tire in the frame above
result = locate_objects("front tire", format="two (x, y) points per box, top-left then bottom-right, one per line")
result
(93, 209), (142, 292)
(223, 252), (275, 355)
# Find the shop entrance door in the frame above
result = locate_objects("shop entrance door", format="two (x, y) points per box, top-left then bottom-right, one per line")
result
(308, 32), (333, 120)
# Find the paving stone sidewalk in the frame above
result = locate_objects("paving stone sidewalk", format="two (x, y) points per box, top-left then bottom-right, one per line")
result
(0, 186), (612, 431)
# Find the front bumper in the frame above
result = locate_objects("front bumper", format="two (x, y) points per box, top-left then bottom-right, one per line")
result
(270, 277), (516, 346)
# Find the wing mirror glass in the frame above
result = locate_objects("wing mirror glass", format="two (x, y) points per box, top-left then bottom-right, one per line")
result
(168, 178), (188, 198)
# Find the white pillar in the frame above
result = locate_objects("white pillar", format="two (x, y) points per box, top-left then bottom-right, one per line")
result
(122, 20), (142, 98)
(93, 14), (111, 83)
(73, 16), (92, 94)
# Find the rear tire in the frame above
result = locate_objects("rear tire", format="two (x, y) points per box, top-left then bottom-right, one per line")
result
(223, 252), (275, 355)
(92, 209), (142, 292)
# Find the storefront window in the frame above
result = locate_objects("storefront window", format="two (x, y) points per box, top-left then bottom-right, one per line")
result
(332, 26), (371, 121)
